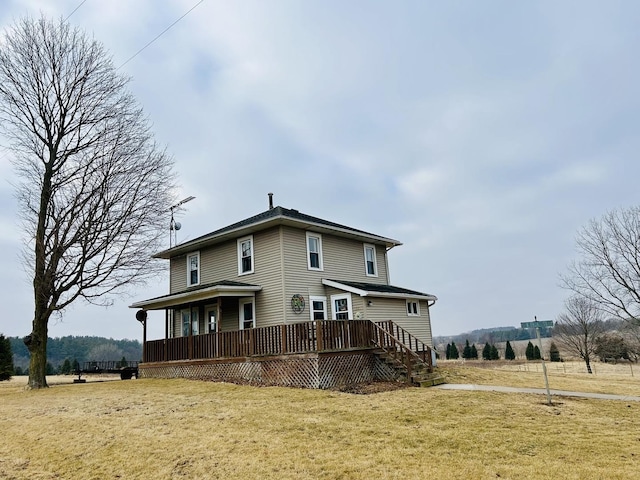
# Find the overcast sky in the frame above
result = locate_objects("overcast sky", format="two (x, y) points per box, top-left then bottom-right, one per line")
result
(1, 0), (639, 341)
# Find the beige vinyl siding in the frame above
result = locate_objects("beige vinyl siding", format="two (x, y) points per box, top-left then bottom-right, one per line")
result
(281, 226), (388, 324)
(322, 234), (388, 284)
(281, 226), (326, 324)
(364, 298), (433, 346)
(169, 227), (285, 327)
(170, 256), (187, 293)
(220, 298), (240, 332)
(249, 227), (286, 327)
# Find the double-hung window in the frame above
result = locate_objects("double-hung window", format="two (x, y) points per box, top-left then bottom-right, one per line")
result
(407, 300), (420, 316)
(237, 236), (254, 275)
(364, 244), (377, 277)
(306, 232), (323, 271)
(187, 252), (200, 286)
(309, 296), (327, 321)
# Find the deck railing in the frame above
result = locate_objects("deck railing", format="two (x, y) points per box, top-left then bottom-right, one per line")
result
(371, 321), (434, 378)
(374, 320), (434, 368)
(143, 319), (379, 363)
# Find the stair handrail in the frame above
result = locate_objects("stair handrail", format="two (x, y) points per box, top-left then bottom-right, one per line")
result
(370, 322), (432, 382)
(374, 320), (434, 368)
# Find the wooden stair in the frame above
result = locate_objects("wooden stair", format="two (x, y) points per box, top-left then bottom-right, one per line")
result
(373, 348), (446, 388)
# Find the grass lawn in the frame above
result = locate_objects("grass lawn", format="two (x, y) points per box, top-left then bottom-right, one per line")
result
(1, 367), (638, 479)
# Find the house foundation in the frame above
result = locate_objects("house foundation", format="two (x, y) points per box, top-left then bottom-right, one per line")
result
(139, 350), (400, 389)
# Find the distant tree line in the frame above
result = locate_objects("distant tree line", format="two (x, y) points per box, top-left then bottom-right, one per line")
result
(9, 336), (142, 375)
(435, 326), (553, 348)
(443, 339), (562, 362)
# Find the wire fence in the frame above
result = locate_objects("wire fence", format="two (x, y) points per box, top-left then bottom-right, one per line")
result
(510, 361), (636, 377)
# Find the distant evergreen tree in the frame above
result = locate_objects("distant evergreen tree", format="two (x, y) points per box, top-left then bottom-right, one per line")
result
(490, 344), (500, 360)
(450, 342), (459, 359)
(482, 342), (491, 360)
(118, 356), (128, 368)
(462, 340), (472, 359)
(45, 362), (56, 376)
(14, 366), (24, 376)
(470, 344), (478, 359)
(445, 343), (451, 360)
(504, 341), (515, 360)
(0, 334), (14, 381)
(60, 358), (72, 375)
(549, 342), (561, 362)
(525, 341), (535, 360)
(533, 345), (542, 360)
(72, 358), (80, 373)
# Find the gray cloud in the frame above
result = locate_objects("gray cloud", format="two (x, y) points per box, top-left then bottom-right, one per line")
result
(1, 0), (639, 341)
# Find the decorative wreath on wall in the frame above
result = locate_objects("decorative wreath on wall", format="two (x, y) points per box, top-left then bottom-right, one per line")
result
(291, 294), (305, 314)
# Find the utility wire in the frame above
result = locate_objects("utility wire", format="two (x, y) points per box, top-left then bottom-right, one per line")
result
(65, 0), (89, 21)
(118, 0), (204, 70)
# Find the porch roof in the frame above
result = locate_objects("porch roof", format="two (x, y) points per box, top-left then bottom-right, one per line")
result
(322, 279), (437, 302)
(130, 280), (262, 310)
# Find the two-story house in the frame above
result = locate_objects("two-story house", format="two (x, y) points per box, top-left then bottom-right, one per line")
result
(131, 201), (437, 388)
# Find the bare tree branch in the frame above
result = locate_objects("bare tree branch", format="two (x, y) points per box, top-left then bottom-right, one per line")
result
(561, 207), (640, 327)
(0, 15), (176, 389)
(554, 296), (605, 373)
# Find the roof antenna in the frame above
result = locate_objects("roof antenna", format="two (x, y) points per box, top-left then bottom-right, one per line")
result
(268, 192), (274, 210)
(169, 196), (195, 247)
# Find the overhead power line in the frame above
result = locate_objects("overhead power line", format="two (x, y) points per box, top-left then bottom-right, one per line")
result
(118, 0), (205, 70)
(65, 0), (89, 21)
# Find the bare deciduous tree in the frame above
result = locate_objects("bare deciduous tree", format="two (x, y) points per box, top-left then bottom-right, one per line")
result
(562, 207), (640, 328)
(554, 296), (605, 373)
(0, 16), (175, 389)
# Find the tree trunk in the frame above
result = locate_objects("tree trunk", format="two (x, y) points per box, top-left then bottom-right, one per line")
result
(25, 308), (49, 389)
(585, 356), (593, 374)
(25, 157), (54, 390)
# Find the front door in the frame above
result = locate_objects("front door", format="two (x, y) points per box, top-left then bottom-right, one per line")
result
(331, 294), (352, 320)
(207, 308), (217, 333)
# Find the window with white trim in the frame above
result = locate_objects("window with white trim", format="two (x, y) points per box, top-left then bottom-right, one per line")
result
(309, 296), (327, 320)
(180, 309), (199, 336)
(364, 244), (377, 277)
(306, 232), (323, 271)
(331, 293), (353, 320)
(187, 252), (200, 286)
(237, 236), (254, 275)
(407, 300), (420, 316)
(239, 298), (255, 329)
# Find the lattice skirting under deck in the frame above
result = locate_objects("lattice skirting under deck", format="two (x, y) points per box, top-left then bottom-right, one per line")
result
(140, 351), (400, 389)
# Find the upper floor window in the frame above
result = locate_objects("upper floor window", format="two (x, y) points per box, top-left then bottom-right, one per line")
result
(364, 244), (377, 277)
(237, 236), (254, 275)
(407, 300), (420, 316)
(306, 232), (323, 271)
(187, 252), (200, 286)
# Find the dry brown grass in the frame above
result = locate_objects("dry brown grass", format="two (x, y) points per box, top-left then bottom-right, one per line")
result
(1, 371), (639, 479)
(440, 360), (640, 396)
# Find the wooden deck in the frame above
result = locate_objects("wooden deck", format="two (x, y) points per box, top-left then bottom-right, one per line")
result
(143, 319), (433, 371)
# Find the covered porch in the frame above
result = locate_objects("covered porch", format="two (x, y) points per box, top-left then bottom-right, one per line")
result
(136, 318), (434, 388)
(144, 319), (381, 363)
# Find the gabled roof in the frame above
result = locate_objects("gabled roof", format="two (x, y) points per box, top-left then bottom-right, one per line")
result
(154, 206), (402, 259)
(322, 279), (437, 302)
(130, 280), (262, 310)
